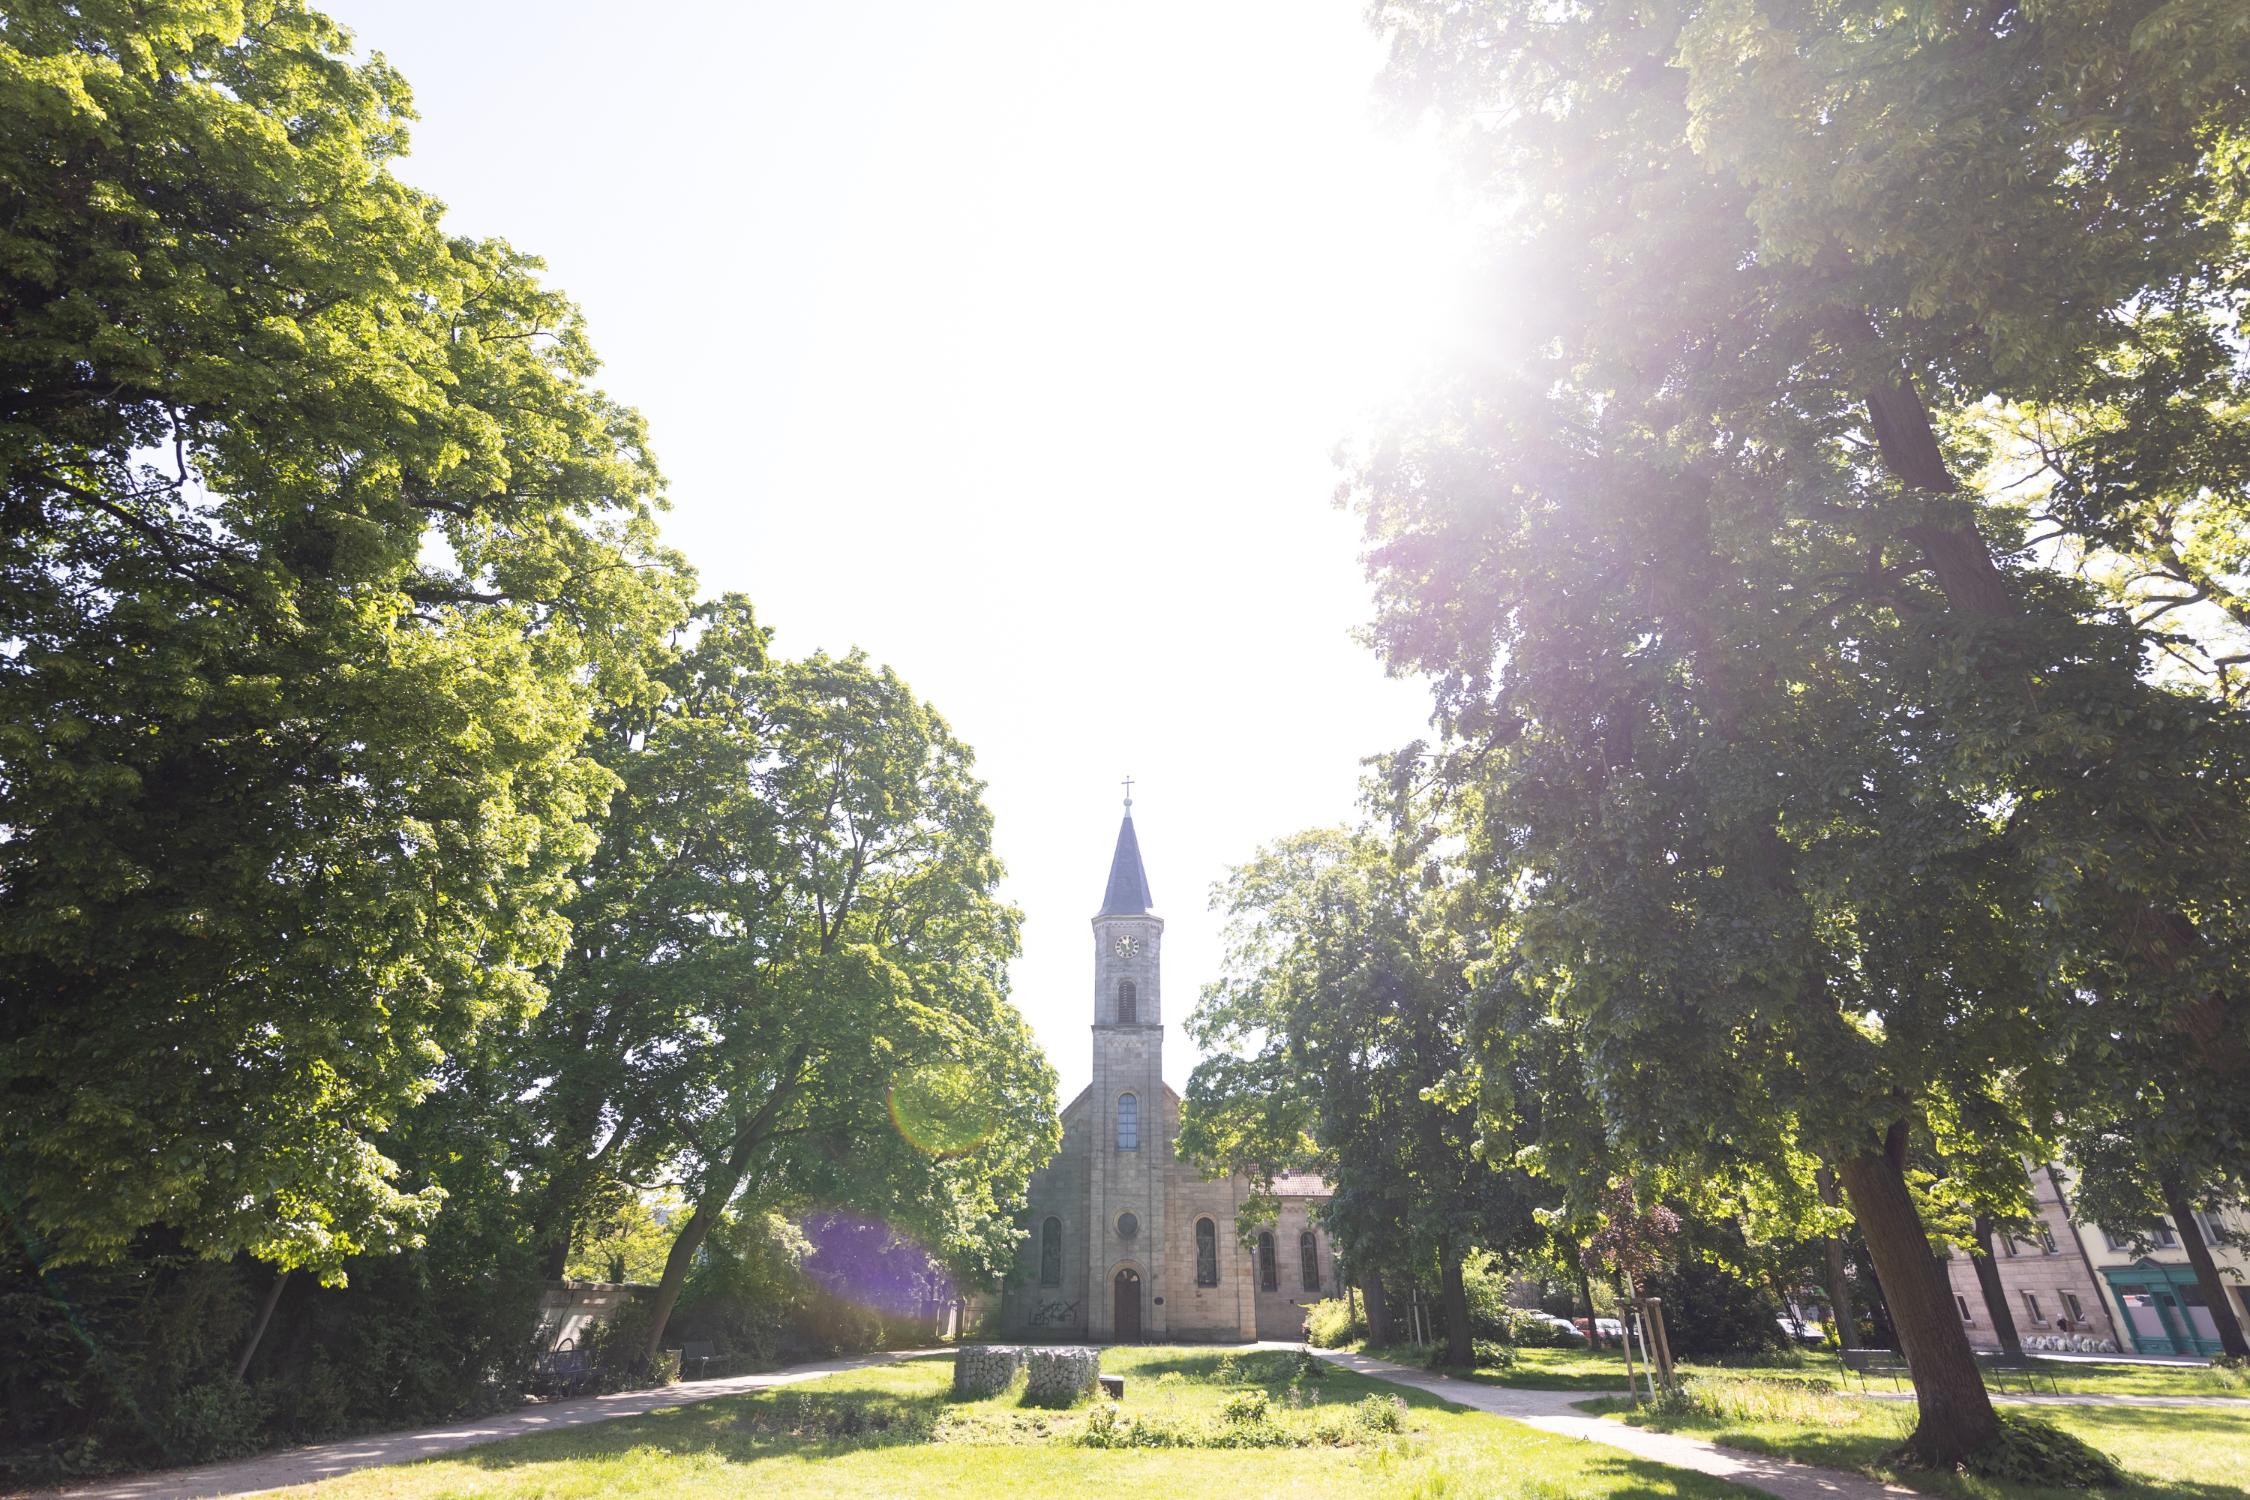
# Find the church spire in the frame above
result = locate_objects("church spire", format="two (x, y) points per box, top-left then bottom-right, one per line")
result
(1099, 794), (1153, 916)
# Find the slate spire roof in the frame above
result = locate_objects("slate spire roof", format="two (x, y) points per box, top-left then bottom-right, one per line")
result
(1099, 809), (1153, 915)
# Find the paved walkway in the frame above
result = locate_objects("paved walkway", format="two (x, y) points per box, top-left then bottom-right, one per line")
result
(38, 1348), (943, 1500)
(1311, 1347), (1921, 1500)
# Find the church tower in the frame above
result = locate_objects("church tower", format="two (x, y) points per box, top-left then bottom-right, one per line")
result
(1086, 795), (1165, 1338)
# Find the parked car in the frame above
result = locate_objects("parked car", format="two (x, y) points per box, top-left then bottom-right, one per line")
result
(1572, 1315), (1626, 1347)
(1525, 1312), (1589, 1347)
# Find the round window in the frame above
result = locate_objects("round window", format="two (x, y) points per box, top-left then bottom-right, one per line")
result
(1117, 1211), (1139, 1241)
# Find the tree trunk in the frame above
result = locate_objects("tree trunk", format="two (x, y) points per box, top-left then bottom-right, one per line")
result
(1824, 1236), (1861, 1352)
(1437, 1240), (1473, 1369)
(642, 1054), (810, 1362)
(233, 1267), (289, 1382)
(641, 1193), (719, 1365)
(1577, 1262), (1601, 1347)
(1837, 1129), (1998, 1466)
(2158, 1174), (2250, 1358)
(1968, 1217), (2022, 1357)
(1816, 1166), (1860, 1352)
(1363, 1270), (1394, 1347)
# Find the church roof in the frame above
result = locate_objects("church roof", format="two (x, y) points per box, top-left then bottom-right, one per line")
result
(1099, 811), (1153, 915)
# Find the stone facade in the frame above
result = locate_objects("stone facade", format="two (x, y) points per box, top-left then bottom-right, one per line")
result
(1942, 1163), (2120, 1351)
(1001, 810), (1333, 1342)
(1941, 1158), (2250, 1355)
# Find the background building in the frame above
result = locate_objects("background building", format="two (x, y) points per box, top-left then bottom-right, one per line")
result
(1000, 807), (1334, 1341)
(1944, 1163), (2120, 1351)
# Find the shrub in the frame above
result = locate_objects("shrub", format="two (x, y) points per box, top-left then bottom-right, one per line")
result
(1220, 1389), (1271, 1423)
(736, 1391), (934, 1443)
(160, 1381), (269, 1464)
(1022, 1346), (1101, 1408)
(1636, 1225), (1791, 1357)
(1471, 1338), (1518, 1369)
(1353, 1393), (1409, 1433)
(1304, 1296), (1365, 1348)
(951, 1344), (1022, 1398)
(1956, 1412), (2125, 1489)
(1079, 1402), (1138, 1448)
(582, 1297), (668, 1389)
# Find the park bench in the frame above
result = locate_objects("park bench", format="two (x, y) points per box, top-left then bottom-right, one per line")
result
(1973, 1351), (2059, 1395)
(677, 1340), (716, 1379)
(1840, 1347), (1913, 1391)
(532, 1346), (594, 1397)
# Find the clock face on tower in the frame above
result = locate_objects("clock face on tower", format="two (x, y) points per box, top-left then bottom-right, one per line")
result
(1111, 935), (1141, 958)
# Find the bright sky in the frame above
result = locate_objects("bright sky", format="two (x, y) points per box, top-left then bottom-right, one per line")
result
(324, 0), (1461, 1103)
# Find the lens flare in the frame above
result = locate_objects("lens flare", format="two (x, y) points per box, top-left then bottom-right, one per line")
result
(887, 1060), (1001, 1158)
(797, 1212), (953, 1320)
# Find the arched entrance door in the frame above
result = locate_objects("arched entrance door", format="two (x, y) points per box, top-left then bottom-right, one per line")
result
(1113, 1268), (1141, 1341)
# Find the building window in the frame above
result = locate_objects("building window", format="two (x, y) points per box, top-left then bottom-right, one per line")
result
(2062, 1291), (2085, 1323)
(2196, 1210), (2228, 1243)
(1117, 1211), (1139, 1241)
(1956, 1295), (1973, 1323)
(1040, 1217), (1062, 1287)
(1258, 1232), (1278, 1292)
(2152, 1221), (2178, 1249)
(2021, 1291), (2046, 1326)
(2102, 1228), (2131, 1253)
(1117, 980), (1137, 1024)
(1300, 1230), (1320, 1292)
(1196, 1218), (1219, 1286)
(2039, 1224), (2059, 1254)
(2001, 1235), (2019, 1257)
(1116, 1093), (1138, 1151)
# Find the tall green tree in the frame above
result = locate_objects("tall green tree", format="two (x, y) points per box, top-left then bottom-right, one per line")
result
(626, 642), (1055, 1357)
(1362, 0), (2250, 1464)
(494, 604), (1053, 1358)
(1182, 825), (1547, 1369)
(0, 0), (689, 1280)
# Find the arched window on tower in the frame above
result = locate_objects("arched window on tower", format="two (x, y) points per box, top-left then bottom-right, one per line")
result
(1195, 1217), (1219, 1286)
(1116, 1093), (1138, 1150)
(1301, 1230), (1321, 1291)
(1117, 979), (1137, 1024)
(1040, 1217), (1062, 1287)
(1258, 1231), (1278, 1291)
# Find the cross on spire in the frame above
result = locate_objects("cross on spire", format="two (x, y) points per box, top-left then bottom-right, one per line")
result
(1121, 774), (1134, 812)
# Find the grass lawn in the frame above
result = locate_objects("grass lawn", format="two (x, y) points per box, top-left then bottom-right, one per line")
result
(1356, 1342), (2250, 1399)
(263, 1347), (1766, 1500)
(1582, 1377), (2250, 1499)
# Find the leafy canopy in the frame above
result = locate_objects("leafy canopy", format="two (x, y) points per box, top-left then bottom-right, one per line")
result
(0, 0), (690, 1279)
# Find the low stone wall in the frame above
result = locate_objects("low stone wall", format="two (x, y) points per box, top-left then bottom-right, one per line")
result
(533, 1280), (649, 1353)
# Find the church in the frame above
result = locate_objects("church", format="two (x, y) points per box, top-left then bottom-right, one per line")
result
(1002, 804), (1335, 1341)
